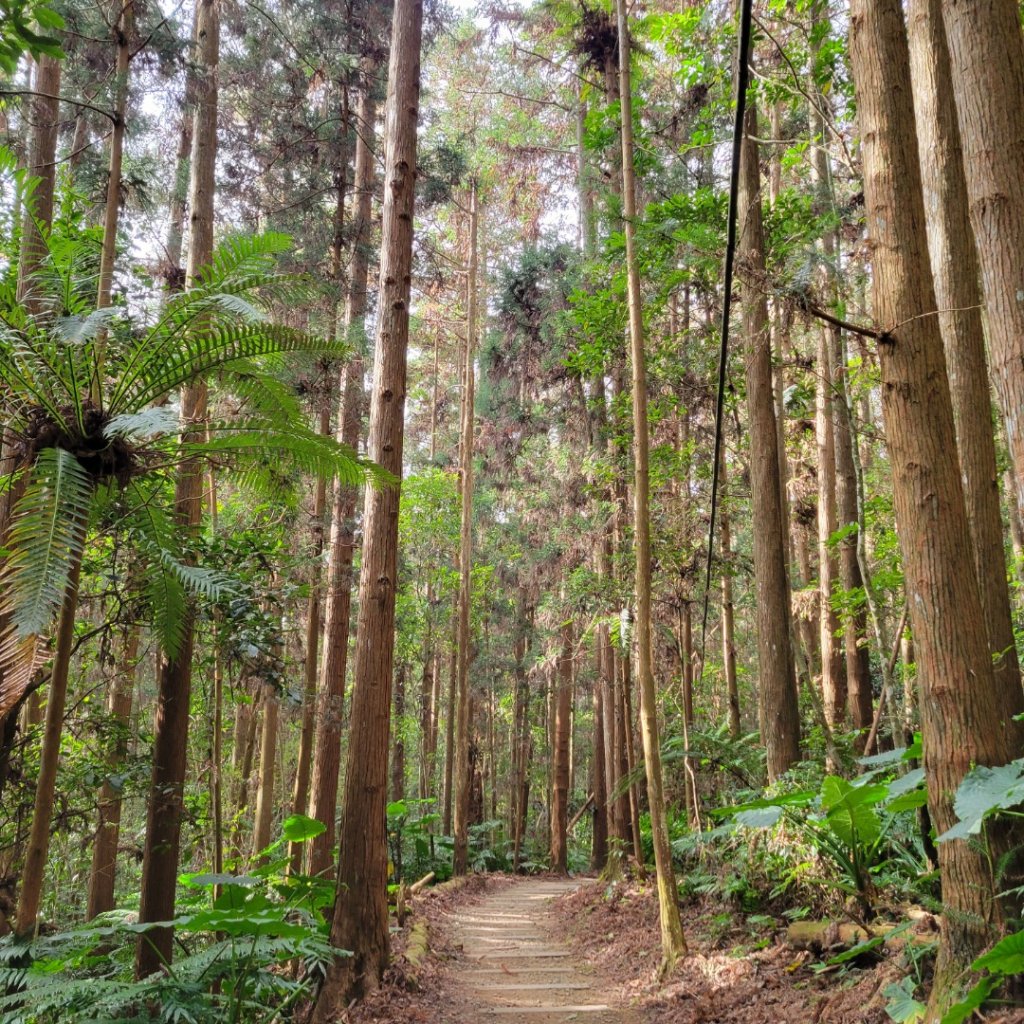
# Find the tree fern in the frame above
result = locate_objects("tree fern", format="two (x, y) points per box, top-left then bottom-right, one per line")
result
(0, 448), (91, 720)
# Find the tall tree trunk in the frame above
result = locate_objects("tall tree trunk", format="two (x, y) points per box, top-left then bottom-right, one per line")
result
(452, 186), (479, 877)
(14, 540), (86, 938)
(251, 678), (280, 860)
(289, 406), (330, 872)
(809, 12), (847, 731)
(847, 2), (1023, 1011)
(16, 55), (61, 310)
(907, 0), (1024, 742)
(307, 61), (377, 878)
(940, 0), (1024, 527)
(719, 451), (741, 738)
(163, 6), (199, 291)
(86, 627), (139, 918)
(442, 601), (457, 835)
(832, 343), (873, 741)
(550, 611), (572, 875)
(738, 98), (801, 781)
(312, 0), (421, 1007)
(136, 0), (219, 977)
(590, 654), (608, 870)
(616, 0), (686, 968)
(95, 0), (132, 317)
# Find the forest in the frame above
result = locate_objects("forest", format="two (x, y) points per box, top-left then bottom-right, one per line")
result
(1, 0), (1024, 1020)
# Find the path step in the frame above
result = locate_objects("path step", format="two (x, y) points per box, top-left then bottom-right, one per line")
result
(467, 967), (581, 975)
(473, 950), (570, 959)
(471, 984), (591, 992)
(487, 1006), (611, 1015)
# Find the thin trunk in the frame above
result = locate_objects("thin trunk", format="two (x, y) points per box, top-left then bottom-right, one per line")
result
(312, 0), (421, 1006)
(620, 657), (644, 867)
(289, 407), (330, 872)
(848, 2), (1022, 1010)
(590, 659), (608, 870)
(617, 0), (686, 967)
(307, 61), (377, 878)
(550, 613), (572, 875)
(832, 336), (873, 740)
(391, 664), (406, 803)
(95, 0), (133, 323)
(453, 186), (479, 877)
(136, 0), (218, 977)
(163, 7), (199, 291)
(14, 542), (86, 938)
(86, 628), (139, 918)
(251, 679), (280, 859)
(442, 603), (457, 835)
(719, 451), (741, 739)
(16, 55), (61, 310)
(739, 98), (801, 781)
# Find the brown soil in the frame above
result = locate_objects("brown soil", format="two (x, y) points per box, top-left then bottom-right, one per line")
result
(329, 874), (1024, 1024)
(549, 878), (1024, 1024)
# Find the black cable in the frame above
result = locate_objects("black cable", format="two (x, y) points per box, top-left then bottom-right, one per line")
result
(696, 0), (755, 685)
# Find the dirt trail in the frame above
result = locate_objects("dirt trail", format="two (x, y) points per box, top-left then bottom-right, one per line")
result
(446, 877), (638, 1023)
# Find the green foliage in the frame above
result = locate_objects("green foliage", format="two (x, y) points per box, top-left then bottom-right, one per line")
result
(0, 0), (63, 72)
(939, 931), (1024, 1023)
(884, 977), (926, 1023)
(0, 229), (374, 699)
(0, 822), (337, 1023)
(715, 749), (930, 914)
(936, 758), (1024, 843)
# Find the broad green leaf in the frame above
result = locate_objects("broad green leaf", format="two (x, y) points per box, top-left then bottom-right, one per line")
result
(281, 814), (326, 843)
(734, 806), (783, 829)
(884, 977), (926, 1023)
(937, 759), (1024, 842)
(940, 977), (997, 1024)
(972, 930), (1024, 975)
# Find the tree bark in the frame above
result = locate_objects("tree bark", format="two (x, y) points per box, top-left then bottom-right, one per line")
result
(251, 677), (280, 860)
(289, 406), (330, 872)
(940, 0), (1024, 528)
(738, 99), (801, 781)
(87, 627), (139, 918)
(847, 2), (1022, 1011)
(95, 0), (133, 319)
(307, 60), (377, 879)
(312, 0), (422, 1007)
(616, 0), (686, 968)
(14, 540), (85, 938)
(550, 612), (572, 874)
(136, 0), (218, 977)
(16, 54), (61, 311)
(907, 0), (1024, 743)
(719, 451), (741, 739)
(452, 186), (480, 877)
(391, 663), (406, 803)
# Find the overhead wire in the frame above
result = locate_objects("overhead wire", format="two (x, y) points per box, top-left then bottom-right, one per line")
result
(696, 0), (755, 685)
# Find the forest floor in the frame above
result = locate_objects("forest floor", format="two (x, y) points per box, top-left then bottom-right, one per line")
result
(337, 874), (1024, 1024)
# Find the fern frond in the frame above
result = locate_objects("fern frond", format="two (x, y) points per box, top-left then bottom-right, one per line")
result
(192, 421), (379, 489)
(0, 448), (92, 721)
(198, 231), (292, 290)
(1, 448), (92, 636)
(104, 406), (180, 441)
(112, 322), (348, 414)
(214, 362), (304, 424)
(123, 483), (237, 656)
